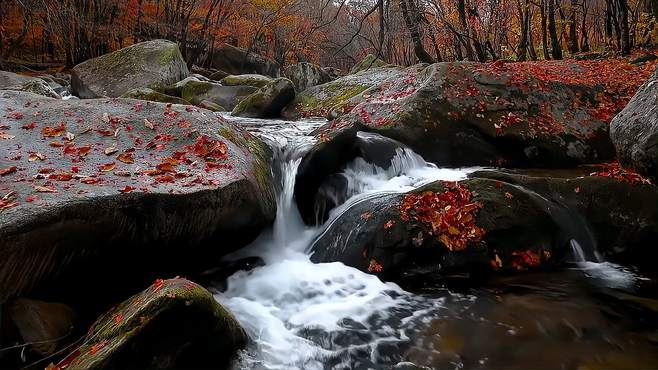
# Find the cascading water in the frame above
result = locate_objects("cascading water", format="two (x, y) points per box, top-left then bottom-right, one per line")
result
(213, 114), (656, 370)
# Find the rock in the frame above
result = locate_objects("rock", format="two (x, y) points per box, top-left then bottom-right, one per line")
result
(208, 43), (280, 77)
(232, 78), (295, 118)
(310, 170), (658, 283)
(120, 87), (191, 105)
(180, 80), (257, 110)
(209, 69), (231, 81)
(573, 51), (607, 60)
(53, 279), (247, 369)
(71, 40), (189, 98)
(0, 71), (60, 98)
(163, 76), (201, 97)
(610, 68), (658, 181)
(198, 100), (225, 112)
(8, 298), (77, 356)
(284, 62), (333, 92)
(190, 65), (217, 78)
(350, 54), (391, 74)
(0, 91), (275, 304)
(630, 53), (658, 65)
(281, 66), (403, 119)
(295, 60), (655, 209)
(220, 74), (272, 88)
(323, 67), (342, 80)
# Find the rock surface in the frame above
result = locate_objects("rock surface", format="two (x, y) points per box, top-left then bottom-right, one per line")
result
(71, 40), (189, 98)
(0, 71), (60, 98)
(180, 80), (257, 110)
(55, 279), (247, 370)
(310, 169), (658, 282)
(284, 62), (333, 92)
(232, 78), (295, 118)
(0, 91), (275, 303)
(120, 87), (190, 105)
(610, 67), (658, 181)
(220, 74), (272, 88)
(208, 44), (280, 77)
(350, 54), (391, 74)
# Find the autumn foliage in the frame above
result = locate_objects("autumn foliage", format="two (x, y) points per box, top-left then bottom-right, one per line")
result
(400, 182), (485, 252)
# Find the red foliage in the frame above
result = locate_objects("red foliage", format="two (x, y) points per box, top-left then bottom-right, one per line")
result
(187, 135), (228, 161)
(400, 182), (485, 251)
(368, 259), (383, 273)
(511, 250), (542, 270)
(590, 161), (652, 184)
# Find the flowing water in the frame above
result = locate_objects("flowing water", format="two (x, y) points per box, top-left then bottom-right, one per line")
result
(213, 115), (658, 370)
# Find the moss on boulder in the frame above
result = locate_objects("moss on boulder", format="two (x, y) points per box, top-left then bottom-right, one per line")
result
(220, 74), (272, 88)
(232, 78), (295, 118)
(120, 87), (190, 105)
(180, 80), (257, 110)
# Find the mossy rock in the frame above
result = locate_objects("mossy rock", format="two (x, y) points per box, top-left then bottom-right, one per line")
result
(349, 54), (392, 74)
(57, 279), (247, 369)
(284, 62), (333, 92)
(120, 87), (190, 105)
(198, 99), (225, 112)
(163, 76), (201, 97)
(220, 74), (272, 88)
(208, 43), (280, 77)
(181, 80), (257, 110)
(232, 78), (295, 118)
(71, 40), (189, 98)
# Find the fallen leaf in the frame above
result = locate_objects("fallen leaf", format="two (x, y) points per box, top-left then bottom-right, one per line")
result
(144, 118), (155, 130)
(99, 162), (116, 172)
(28, 152), (46, 162)
(117, 152), (134, 164)
(34, 185), (57, 193)
(0, 166), (17, 176)
(104, 146), (118, 155)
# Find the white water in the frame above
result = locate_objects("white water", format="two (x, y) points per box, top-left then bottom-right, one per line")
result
(214, 115), (477, 369)
(569, 239), (648, 289)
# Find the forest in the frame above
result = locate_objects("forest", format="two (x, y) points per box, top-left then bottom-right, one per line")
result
(1, 0), (658, 370)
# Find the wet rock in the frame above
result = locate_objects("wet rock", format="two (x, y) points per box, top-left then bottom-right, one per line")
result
(284, 62), (333, 92)
(120, 87), (190, 105)
(610, 68), (658, 181)
(350, 54), (391, 74)
(54, 279), (247, 370)
(208, 43), (280, 77)
(310, 171), (658, 281)
(8, 298), (77, 356)
(232, 78), (295, 118)
(282, 67), (403, 119)
(0, 91), (275, 304)
(71, 40), (189, 98)
(180, 80), (257, 110)
(0, 71), (60, 98)
(221, 74), (273, 88)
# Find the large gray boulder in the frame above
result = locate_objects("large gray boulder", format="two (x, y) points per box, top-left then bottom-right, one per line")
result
(610, 67), (658, 181)
(208, 43), (280, 77)
(180, 80), (257, 110)
(284, 62), (333, 92)
(232, 78), (295, 118)
(0, 71), (60, 98)
(71, 40), (189, 98)
(0, 91), (275, 303)
(57, 279), (247, 369)
(220, 74), (272, 88)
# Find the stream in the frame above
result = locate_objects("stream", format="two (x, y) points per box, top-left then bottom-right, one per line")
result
(213, 115), (658, 370)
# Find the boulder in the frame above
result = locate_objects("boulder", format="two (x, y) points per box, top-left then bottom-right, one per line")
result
(198, 100), (225, 112)
(71, 40), (189, 98)
(350, 54), (391, 74)
(323, 67), (342, 80)
(310, 170), (658, 283)
(209, 69), (231, 81)
(208, 43), (280, 77)
(180, 80), (257, 110)
(610, 67), (658, 181)
(0, 71), (60, 98)
(232, 78), (295, 118)
(120, 87), (190, 105)
(0, 91), (275, 305)
(281, 66), (403, 119)
(52, 279), (247, 370)
(163, 76), (201, 97)
(220, 74), (272, 88)
(284, 62), (333, 92)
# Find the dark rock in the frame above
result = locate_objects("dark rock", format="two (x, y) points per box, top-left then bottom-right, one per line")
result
(163, 76), (201, 97)
(55, 279), (247, 370)
(310, 171), (658, 282)
(71, 40), (189, 98)
(630, 53), (658, 65)
(180, 80), (257, 110)
(209, 69), (231, 81)
(284, 62), (333, 92)
(208, 44), (280, 78)
(190, 65), (218, 78)
(8, 298), (77, 356)
(610, 67), (658, 181)
(232, 78), (295, 118)
(0, 91), (275, 305)
(323, 67), (342, 80)
(0, 71), (60, 98)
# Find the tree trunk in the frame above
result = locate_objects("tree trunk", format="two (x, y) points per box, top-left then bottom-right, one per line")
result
(568, 0), (579, 53)
(548, 0), (563, 59)
(399, 0), (435, 63)
(619, 0), (631, 54)
(457, 0), (475, 60)
(540, 0), (551, 59)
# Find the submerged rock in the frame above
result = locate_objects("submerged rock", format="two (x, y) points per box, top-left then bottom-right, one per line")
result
(232, 78), (295, 118)
(0, 91), (275, 304)
(55, 279), (247, 370)
(310, 170), (658, 282)
(71, 39), (189, 98)
(610, 67), (658, 182)
(120, 87), (190, 105)
(180, 80), (257, 110)
(208, 43), (280, 77)
(220, 74), (273, 88)
(284, 62), (333, 92)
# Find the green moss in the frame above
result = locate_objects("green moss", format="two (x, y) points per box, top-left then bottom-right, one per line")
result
(181, 81), (213, 103)
(121, 88), (190, 105)
(221, 74), (272, 88)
